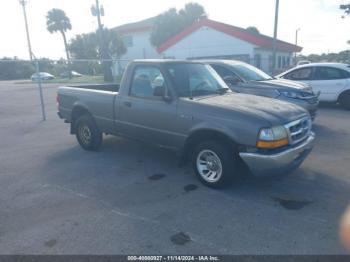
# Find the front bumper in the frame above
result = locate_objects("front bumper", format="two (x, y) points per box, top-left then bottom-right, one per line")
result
(239, 132), (315, 176)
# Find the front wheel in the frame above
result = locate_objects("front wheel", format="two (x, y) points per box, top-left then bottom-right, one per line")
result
(192, 140), (239, 188)
(75, 115), (102, 151)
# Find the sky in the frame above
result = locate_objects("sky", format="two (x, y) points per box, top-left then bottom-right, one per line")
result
(0, 0), (349, 59)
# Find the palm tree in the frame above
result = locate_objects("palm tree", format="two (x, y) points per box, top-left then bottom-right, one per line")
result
(46, 8), (72, 76)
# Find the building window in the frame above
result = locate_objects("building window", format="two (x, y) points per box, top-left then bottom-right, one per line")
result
(282, 56), (286, 68)
(286, 56), (290, 67)
(122, 35), (133, 47)
(254, 54), (261, 69)
(268, 55), (273, 72)
(278, 56), (282, 69)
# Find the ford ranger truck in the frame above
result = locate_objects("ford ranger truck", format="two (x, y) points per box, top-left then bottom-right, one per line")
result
(57, 60), (315, 188)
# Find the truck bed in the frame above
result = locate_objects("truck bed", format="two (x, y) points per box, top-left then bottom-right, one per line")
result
(67, 84), (120, 92)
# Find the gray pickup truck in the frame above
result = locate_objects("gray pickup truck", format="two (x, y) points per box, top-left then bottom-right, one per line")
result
(57, 60), (315, 188)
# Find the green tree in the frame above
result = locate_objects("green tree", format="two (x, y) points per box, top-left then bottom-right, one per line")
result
(46, 8), (72, 76)
(69, 33), (98, 59)
(179, 3), (206, 26)
(100, 28), (127, 81)
(150, 3), (207, 48)
(340, 4), (350, 46)
(69, 28), (126, 76)
(340, 4), (350, 18)
(102, 28), (127, 59)
(297, 49), (350, 64)
(246, 26), (260, 35)
(37, 58), (55, 73)
(0, 57), (35, 80)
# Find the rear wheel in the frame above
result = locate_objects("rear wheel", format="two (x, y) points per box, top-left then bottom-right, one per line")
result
(339, 92), (350, 110)
(75, 115), (102, 151)
(191, 140), (239, 188)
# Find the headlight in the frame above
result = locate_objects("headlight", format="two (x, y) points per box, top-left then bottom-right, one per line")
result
(257, 126), (289, 149)
(281, 91), (302, 99)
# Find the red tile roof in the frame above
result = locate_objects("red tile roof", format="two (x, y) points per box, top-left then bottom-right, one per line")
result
(157, 19), (302, 53)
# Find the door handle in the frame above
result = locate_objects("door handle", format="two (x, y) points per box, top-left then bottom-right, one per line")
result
(123, 101), (132, 107)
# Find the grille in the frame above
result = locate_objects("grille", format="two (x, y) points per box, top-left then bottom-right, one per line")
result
(284, 117), (312, 145)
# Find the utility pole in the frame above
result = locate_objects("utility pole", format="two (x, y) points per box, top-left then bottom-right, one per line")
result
(95, 0), (103, 30)
(294, 28), (300, 65)
(92, 0), (104, 60)
(272, 0), (279, 75)
(19, 0), (33, 60)
(92, 0), (112, 81)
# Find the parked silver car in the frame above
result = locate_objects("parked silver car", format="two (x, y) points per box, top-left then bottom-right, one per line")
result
(60, 71), (83, 78)
(31, 72), (55, 81)
(203, 60), (319, 119)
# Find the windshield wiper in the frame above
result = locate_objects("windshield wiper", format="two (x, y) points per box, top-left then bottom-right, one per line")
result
(254, 77), (275, 81)
(187, 88), (229, 99)
(195, 88), (229, 95)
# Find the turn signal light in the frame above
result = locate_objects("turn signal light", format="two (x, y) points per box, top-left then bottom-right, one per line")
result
(257, 138), (289, 149)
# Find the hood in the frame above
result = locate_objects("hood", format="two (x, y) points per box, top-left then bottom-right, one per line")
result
(241, 79), (311, 92)
(195, 93), (308, 126)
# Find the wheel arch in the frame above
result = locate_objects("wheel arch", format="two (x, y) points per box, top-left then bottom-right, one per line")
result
(337, 89), (350, 102)
(182, 128), (239, 161)
(70, 105), (92, 134)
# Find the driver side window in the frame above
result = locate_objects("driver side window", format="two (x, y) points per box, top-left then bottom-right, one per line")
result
(211, 65), (234, 78)
(130, 66), (166, 98)
(284, 67), (313, 80)
(211, 64), (241, 86)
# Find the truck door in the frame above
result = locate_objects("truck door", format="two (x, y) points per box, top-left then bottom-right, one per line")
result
(118, 65), (183, 149)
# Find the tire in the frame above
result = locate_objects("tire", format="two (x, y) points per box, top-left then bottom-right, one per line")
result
(191, 140), (239, 188)
(339, 92), (350, 110)
(75, 115), (102, 151)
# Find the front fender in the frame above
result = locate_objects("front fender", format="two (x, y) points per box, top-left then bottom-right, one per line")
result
(188, 122), (241, 145)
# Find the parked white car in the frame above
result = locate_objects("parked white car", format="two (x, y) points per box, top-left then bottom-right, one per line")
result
(277, 63), (350, 109)
(297, 60), (311, 66)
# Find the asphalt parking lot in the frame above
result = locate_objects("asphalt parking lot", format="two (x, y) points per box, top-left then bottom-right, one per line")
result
(0, 80), (350, 255)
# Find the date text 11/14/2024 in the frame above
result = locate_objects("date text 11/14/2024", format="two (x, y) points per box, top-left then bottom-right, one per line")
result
(127, 255), (220, 261)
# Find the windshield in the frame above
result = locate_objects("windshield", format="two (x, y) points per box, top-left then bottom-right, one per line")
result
(230, 63), (273, 81)
(165, 63), (230, 97)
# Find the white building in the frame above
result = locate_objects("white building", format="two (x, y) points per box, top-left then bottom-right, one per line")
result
(114, 18), (302, 74)
(114, 17), (160, 73)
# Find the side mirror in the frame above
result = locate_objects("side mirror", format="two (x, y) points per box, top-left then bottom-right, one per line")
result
(153, 85), (172, 102)
(223, 75), (240, 86)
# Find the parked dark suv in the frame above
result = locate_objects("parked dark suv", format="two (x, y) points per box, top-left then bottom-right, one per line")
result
(202, 60), (319, 119)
